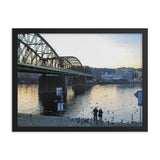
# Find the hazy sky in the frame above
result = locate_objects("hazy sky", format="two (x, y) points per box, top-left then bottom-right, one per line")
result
(41, 33), (142, 68)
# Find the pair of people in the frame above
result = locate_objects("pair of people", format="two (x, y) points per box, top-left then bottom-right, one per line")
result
(93, 107), (103, 122)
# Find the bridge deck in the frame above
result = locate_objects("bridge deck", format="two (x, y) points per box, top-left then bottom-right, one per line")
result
(17, 63), (93, 77)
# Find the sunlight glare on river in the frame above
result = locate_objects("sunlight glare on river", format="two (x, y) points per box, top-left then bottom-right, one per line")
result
(18, 84), (142, 123)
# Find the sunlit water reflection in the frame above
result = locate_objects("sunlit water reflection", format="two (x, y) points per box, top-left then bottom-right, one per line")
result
(18, 84), (142, 123)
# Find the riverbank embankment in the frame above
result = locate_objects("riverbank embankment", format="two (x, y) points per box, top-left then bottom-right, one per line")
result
(18, 113), (142, 127)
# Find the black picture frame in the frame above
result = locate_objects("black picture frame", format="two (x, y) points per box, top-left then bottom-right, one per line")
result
(12, 28), (148, 132)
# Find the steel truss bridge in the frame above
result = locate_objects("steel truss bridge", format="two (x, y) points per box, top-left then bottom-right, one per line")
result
(17, 33), (93, 77)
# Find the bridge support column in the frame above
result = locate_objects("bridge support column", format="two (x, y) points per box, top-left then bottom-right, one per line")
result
(38, 75), (67, 115)
(39, 75), (67, 94)
(72, 76), (87, 95)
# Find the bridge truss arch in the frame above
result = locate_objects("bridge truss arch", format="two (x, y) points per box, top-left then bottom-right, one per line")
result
(17, 33), (82, 70)
(59, 56), (82, 69)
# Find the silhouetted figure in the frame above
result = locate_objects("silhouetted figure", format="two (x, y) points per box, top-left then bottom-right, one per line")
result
(98, 109), (103, 121)
(93, 107), (98, 122)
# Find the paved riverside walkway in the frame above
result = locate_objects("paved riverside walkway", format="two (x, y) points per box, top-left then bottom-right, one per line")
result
(18, 113), (142, 127)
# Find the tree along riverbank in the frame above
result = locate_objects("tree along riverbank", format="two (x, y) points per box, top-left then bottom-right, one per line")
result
(18, 113), (142, 127)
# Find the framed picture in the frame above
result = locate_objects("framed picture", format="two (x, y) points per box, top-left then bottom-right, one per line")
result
(12, 28), (148, 131)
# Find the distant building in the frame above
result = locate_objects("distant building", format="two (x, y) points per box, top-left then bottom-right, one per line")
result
(116, 67), (134, 80)
(101, 72), (123, 81)
(134, 68), (142, 79)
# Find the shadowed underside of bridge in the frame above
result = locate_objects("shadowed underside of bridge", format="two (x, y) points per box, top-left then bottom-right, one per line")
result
(17, 33), (93, 77)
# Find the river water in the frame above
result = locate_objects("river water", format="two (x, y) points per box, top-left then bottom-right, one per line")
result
(18, 84), (142, 123)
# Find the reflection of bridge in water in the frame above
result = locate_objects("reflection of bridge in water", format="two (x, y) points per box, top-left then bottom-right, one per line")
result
(17, 33), (94, 116)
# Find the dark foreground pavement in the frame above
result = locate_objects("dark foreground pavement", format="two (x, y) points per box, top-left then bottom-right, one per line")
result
(18, 113), (142, 127)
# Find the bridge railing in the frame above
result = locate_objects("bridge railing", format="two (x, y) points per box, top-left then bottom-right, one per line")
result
(18, 63), (94, 78)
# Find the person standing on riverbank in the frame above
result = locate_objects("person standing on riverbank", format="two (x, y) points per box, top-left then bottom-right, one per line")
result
(93, 107), (98, 122)
(98, 108), (103, 121)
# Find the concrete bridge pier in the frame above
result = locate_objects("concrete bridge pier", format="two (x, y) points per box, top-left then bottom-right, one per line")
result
(72, 76), (88, 95)
(39, 75), (67, 94)
(38, 75), (67, 115)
